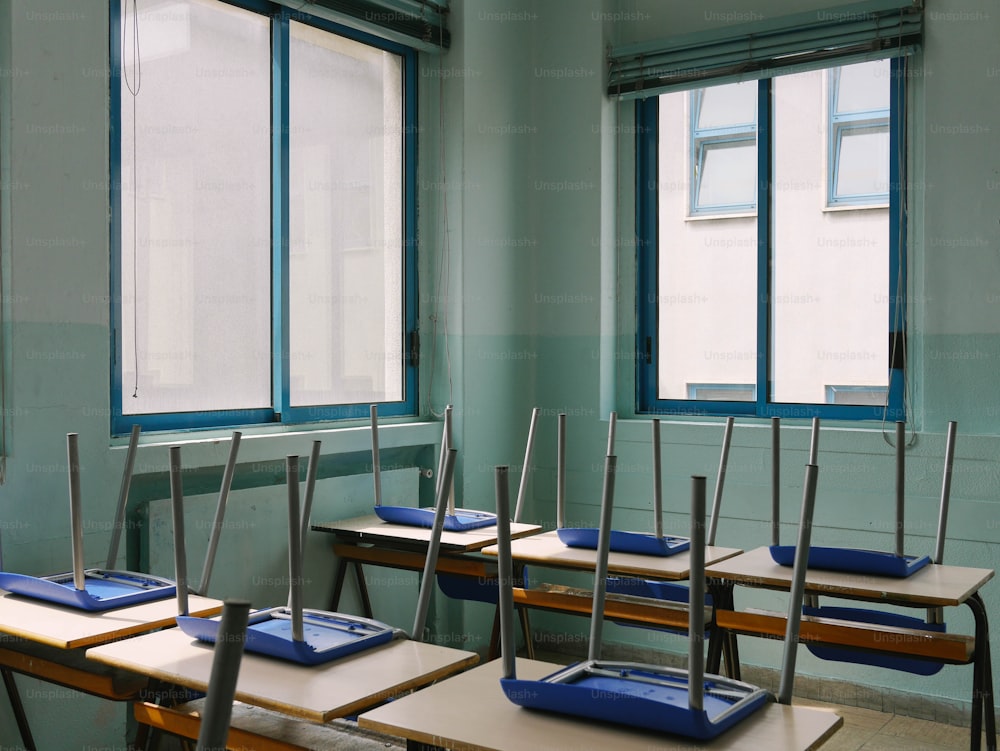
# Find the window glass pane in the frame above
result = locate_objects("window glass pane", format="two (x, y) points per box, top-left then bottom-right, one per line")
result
(697, 141), (757, 208)
(697, 82), (757, 128)
(834, 60), (889, 113)
(657, 93), (757, 401)
(121, 0), (271, 416)
(288, 21), (404, 407)
(835, 126), (890, 197)
(772, 69), (888, 405)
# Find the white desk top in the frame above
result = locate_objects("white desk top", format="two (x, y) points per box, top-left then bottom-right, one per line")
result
(358, 658), (843, 751)
(87, 627), (479, 723)
(0, 590), (221, 649)
(705, 547), (995, 607)
(481, 530), (742, 581)
(312, 514), (542, 552)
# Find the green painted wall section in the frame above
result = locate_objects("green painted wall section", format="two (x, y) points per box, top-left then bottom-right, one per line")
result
(1, 0), (999, 745)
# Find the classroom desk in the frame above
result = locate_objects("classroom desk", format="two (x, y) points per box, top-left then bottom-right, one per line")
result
(311, 515), (542, 615)
(480, 529), (742, 580)
(0, 590), (221, 749)
(479, 531), (743, 672)
(705, 546), (996, 751)
(86, 627), (480, 724)
(357, 657), (844, 751)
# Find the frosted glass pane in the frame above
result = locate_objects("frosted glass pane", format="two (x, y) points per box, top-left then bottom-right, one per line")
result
(836, 128), (890, 196)
(698, 142), (756, 208)
(120, 0), (271, 416)
(697, 82), (757, 128)
(835, 60), (889, 113)
(772, 70), (888, 405)
(288, 21), (404, 407)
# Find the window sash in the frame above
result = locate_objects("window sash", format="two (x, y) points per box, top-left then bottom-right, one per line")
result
(110, 0), (418, 434)
(636, 58), (906, 421)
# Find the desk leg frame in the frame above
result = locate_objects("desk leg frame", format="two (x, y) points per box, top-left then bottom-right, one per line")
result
(2, 666), (35, 750)
(968, 593), (996, 751)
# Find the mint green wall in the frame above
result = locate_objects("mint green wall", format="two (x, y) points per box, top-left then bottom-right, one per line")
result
(1, 0), (999, 745)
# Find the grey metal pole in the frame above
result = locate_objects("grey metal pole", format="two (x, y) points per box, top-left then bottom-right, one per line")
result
(688, 475), (707, 713)
(587, 455), (617, 663)
(198, 431), (242, 596)
(299, 440), (322, 550)
(443, 407), (456, 517)
(605, 412), (617, 456)
(195, 598), (251, 751)
(707, 416), (734, 546)
(808, 417), (820, 465)
(370, 405), (382, 508)
(494, 466), (517, 680)
(777, 463), (818, 705)
(895, 421), (905, 557)
(434, 405), (451, 500)
(556, 413), (566, 529)
(105, 424), (141, 570)
(67, 433), (86, 591)
(513, 408), (540, 524)
(934, 421), (957, 565)
(771, 417), (780, 547)
(169, 446), (189, 617)
(286, 456), (304, 643)
(652, 419), (663, 540)
(412, 448), (457, 642)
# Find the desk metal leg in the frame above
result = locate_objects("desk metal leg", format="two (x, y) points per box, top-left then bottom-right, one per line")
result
(968, 593), (996, 751)
(353, 562), (374, 619)
(329, 558), (374, 619)
(2, 666), (35, 750)
(707, 580), (740, 680)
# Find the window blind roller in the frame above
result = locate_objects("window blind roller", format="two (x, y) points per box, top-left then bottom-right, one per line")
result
(273, 0), (449, 51)
(607, 0), (921, 99)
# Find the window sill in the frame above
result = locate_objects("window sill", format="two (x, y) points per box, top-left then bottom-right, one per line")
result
(823, 202), (889, 212)
(684, 211), (757, 222)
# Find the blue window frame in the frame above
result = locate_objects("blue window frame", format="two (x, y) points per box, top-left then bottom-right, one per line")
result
(110, 0), (418, 434)
(637, 59), (906, 421)
(828, 60), (891, 206)
(690, 82), (758, 216)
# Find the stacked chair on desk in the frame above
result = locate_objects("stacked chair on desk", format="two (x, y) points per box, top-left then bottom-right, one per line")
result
(177, 438), (459, 663)
(769, 418), (959, 674)
(494, 448), (822, 740)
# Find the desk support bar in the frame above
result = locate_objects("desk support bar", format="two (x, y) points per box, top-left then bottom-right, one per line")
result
(652, 420), (663, 540)
(496, 466), (516, 680)
(771, 418), (780, 547)
(707, 417), (734, 546)
(287, 456), (304, 643)
(895, 421), (905, 558)
(514, 408), (540, 524)
(556, 413), (566, 530)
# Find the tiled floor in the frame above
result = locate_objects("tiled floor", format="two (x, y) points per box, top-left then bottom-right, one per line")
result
(794, 697), (987, 750)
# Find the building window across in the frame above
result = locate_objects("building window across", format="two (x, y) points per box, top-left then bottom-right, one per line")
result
(637, 58), (905, 420)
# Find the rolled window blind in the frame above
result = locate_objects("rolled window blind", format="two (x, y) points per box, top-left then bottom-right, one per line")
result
(274, 0), (449, 51)
(608, 0), (921, 98)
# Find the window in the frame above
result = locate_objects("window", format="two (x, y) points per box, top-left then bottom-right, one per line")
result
(828, 60), (891, 206)
(637, 59), (905, 420)
(111, 0), (417, 434)
(690, 82), (757, 215)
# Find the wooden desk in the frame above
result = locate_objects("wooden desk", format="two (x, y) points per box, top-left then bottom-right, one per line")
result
(86, 627), (479, 724)
(312, 515), (542, 616)
(0, 590), (221, 649)
(358, 657), (843, 751)
(706, 546), (996, 751)
(480, 530), (742, 580)
(0, 590), (221, 749)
